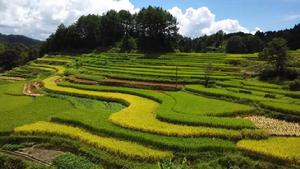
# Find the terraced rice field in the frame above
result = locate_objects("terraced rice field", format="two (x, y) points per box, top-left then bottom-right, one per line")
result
(0, 52), (299, 168)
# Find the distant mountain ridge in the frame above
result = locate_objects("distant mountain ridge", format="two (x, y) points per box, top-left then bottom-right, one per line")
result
(0, 33), (42, 46)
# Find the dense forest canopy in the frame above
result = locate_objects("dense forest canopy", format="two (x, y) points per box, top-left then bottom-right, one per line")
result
(0, 33), (41, 71)
(40, 6), (300, 54)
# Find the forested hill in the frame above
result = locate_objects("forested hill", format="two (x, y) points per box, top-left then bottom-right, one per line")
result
(0, 34), (41, 72)
(0, 33), (42, 46)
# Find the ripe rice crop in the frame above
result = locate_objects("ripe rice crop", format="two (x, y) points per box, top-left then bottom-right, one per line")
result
(43, 76), (265, 139)
(14, 121), (173, 160)
(59, 81), (256, 129)
(237, 137), (300, 164)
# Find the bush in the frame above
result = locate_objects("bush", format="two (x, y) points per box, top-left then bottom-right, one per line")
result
(158, 158), (190, 169)
(197, 154), (275, 169)
(1, 142), (35, 151)
(0, 155), (26, 169)
(53, 153), (101, 169)
(289, 80), (300, 91)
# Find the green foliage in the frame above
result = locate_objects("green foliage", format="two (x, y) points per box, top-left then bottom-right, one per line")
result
(158, 158), (190, 169)
(288, 79), (300, 91)
(1, 142), (35, 151)
(226, 35), (264, 54)
(136, 6), (178, 52)
(259, 38), (289, 76)
(196, 153), (281, 169)
(226, 36), (246, 54)
(53, 153), (102, 169)
(0, 43), (39, 71)
(42, 6), (178, 53)
(120, 34), (137, 53)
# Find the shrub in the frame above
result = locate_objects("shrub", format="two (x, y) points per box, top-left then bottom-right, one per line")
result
(1, 142), (35, 151)
(158, 158), (190, 169)
(0, 155), (26, 169)
(53, 153), (101, 169)
(289, 80), (300, 91)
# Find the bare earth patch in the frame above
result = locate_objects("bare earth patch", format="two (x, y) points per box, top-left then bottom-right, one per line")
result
(244, 116), (300, 136)
(66, 76), (183, 90)
(0, 76), (26, 81)
(16, 147), (65, 164)
(23, 81), (43, 97)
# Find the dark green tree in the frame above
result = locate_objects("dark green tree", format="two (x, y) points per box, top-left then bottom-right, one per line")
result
(226, 36), (246, 53)
(244, 35), (264, 53)
(76, 14), (101, 49)
(0, 44), (27, 70)
(259, 38), (289, 75)
(120, 34), (137, 53)
(136, 6), (178, 52)
(100, 10), (124, 47)
(119, 10), (134, 34)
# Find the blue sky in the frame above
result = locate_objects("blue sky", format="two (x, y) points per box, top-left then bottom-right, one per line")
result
(132, 0), (300, 31)
(0, 0), (299, 40)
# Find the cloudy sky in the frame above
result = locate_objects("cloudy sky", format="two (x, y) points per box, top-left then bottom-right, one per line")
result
(0, 0), (299, 40)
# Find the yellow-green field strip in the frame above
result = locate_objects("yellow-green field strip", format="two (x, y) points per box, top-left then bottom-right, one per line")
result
(237, 137), (300, 164)
(42, 74), (264, 140)
(15, 121), (173, 160)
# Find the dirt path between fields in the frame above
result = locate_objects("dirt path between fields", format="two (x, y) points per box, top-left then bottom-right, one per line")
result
(66, 76), (183, 90)
(0, 76), (26, 81)
(244, 116), (300, 136)
(101, 78), (184, 88)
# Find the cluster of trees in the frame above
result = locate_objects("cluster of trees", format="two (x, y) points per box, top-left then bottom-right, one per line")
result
(41, 6), (178, 54)
(178, 23), (300, 54)
(43, 4), (300, 54)
(178, 31), (264, 53)
(0, 42), (39, 71)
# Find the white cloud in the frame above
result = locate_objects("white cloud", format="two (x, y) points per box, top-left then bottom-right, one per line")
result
(169, 6), (254, 38)
(250, 27), (262, 34)
(0, 1), (259, 40)
(0, 0), (138, 40)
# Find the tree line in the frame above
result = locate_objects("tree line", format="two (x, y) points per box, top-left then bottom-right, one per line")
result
(41, 6), (177, 54)
(41, 6), (300, 55)
(0, 42), (39, 71)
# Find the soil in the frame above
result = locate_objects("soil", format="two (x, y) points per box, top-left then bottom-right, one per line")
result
(65, 76), (98, 85)
(244, 116), (300, 136)
(101, 78), (184, 88)
(66, 76), (183, 91)
(0, 76), (26, 81)
(16, 146), (65, 164)
(23, 81), (43, 97)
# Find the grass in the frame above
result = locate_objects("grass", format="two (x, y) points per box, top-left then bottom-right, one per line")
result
(168, 91), (254, 116)
(0, 82), (32, 114)
(53, 153), (103, 169)
(15, 121), (173, 160)
(237, 137), (300, 164)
